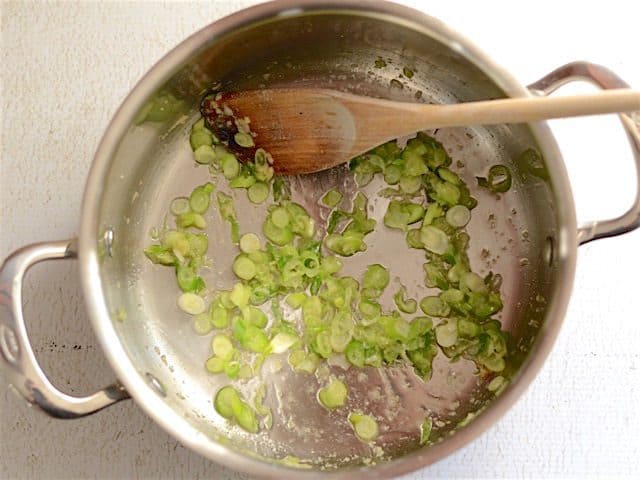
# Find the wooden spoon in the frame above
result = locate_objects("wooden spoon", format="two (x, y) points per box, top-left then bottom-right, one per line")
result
(205, 88), (640, 175)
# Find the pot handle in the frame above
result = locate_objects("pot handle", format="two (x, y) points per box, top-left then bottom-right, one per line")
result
(528, 61), (640, 245)
(0, 239), (129, 418)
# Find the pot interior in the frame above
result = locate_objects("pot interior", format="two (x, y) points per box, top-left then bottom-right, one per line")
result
(91, 6), (570, 474)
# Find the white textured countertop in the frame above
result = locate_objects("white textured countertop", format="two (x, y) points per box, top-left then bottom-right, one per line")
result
(1, 1), (638, 478)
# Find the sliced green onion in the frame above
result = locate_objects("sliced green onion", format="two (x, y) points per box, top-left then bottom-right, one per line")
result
(263, 220), (293, 246)
(419, 417), (432, 445)
(224, 360), (241, 379)
(194, 313), (213, 335)
(432, 180), (460, 206)
(482, 355), (506, 373)
(205, 356), (225, 374)
(358, 299), (381, 318)
(272, 176), (290, 202)
(440, 288), (464, 306)
(212, 334), (234, 360)
(423, 203), (444, 226)
(286, 292), (307, 308)
(321, 256), (342, 274)
(216, 191), (235, 221)
(312, 330), (332, 358)
(446, 205), (471, 228)
(269, 332), (299, 354)
(437, 167), (461, 185)
(219, 291), (235, 309)
(229, 168), (256, 189)
(210, 301), (229, 329)
(394, 286), (417, 314)
(408, 345), (437, 380)
(321, 189), (343, 208)
(220, 152), (240, 179)
(242, 325), (269, 353)
(290, 350), (319, 374)
(299, 251), (319, 277)
(327, 210), (349, 234)
(324, 231), (365, 257)
(189, 183), (213, 214)
(144, 245), (175, 266)
(460, 272), (487, 294)
(233, 255), (257, 280)
(364, 346), (382, 368)
(399, 175), (422, 194)
(330, 314), (354, 352)
(248, 182), (270, 204)
(286, 202), (315, 238)
(243, 306), (268, 328)
(405, 229), (422, 249)
(355, 171), (373, 187)
(188, 233), (208, 257)
(214, 386), (241, 419)
(362, 264), (390, 291)
(381, 315), (411, 340)
(192, 118), (205, 131)
(170, 197), (191, 216)
(190, 129), (213, 151)
(423, 263), (448, 289)
(384, 164), (402, 184)
(487, 165), (512, 193)
(271, 207), (290, 228)
(318, 378), (348, 409)
(345, 340), (365, 367)
(176, 264), (204, 293)
(164, 230), (190, 254)
(455, 318), (479, 338)
(409, 316), (433, 338)
(402, 150), (428, 176)
(239, 233), (261, 254)
(233, 399), (259, 433)
(176, 212), (206, 230)
(446, 263), (467, 284)
(435, 318), (458, 347)
(194, 144), (216, 164)
(384, 201), (425, 231)
(477, 165), (512, 193)
(420, 296), (450, 317)
(216, 191), (240, 243)
(517, 148), (548, 180)
(487, 375), (506, 392)
(420, 225), (450, 255)
(234, 131), (255, 148)
(348, 412), (379, 442)
(230, 283), (251, 308)
(178, 292), (206, 315)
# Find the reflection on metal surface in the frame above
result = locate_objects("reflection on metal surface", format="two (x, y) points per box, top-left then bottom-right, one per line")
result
(104, 227), (115, 258)
(0, 324), (20, 365)
(544, 236), (555, 267)
(146, 372), (167, 397)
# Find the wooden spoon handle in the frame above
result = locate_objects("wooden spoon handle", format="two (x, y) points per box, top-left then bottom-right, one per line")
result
(339, 88), (640, 157)
(412, 88), (640, 128)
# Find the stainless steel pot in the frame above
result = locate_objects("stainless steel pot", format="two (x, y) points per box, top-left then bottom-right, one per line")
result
(1, 1), (639, 478)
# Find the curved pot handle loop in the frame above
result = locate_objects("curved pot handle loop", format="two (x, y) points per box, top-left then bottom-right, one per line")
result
(528, 61), (640, 245)
(0, 239), (129, 418)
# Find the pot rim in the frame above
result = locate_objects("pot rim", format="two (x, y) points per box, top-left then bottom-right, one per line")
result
(78, 1), (577, 478)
